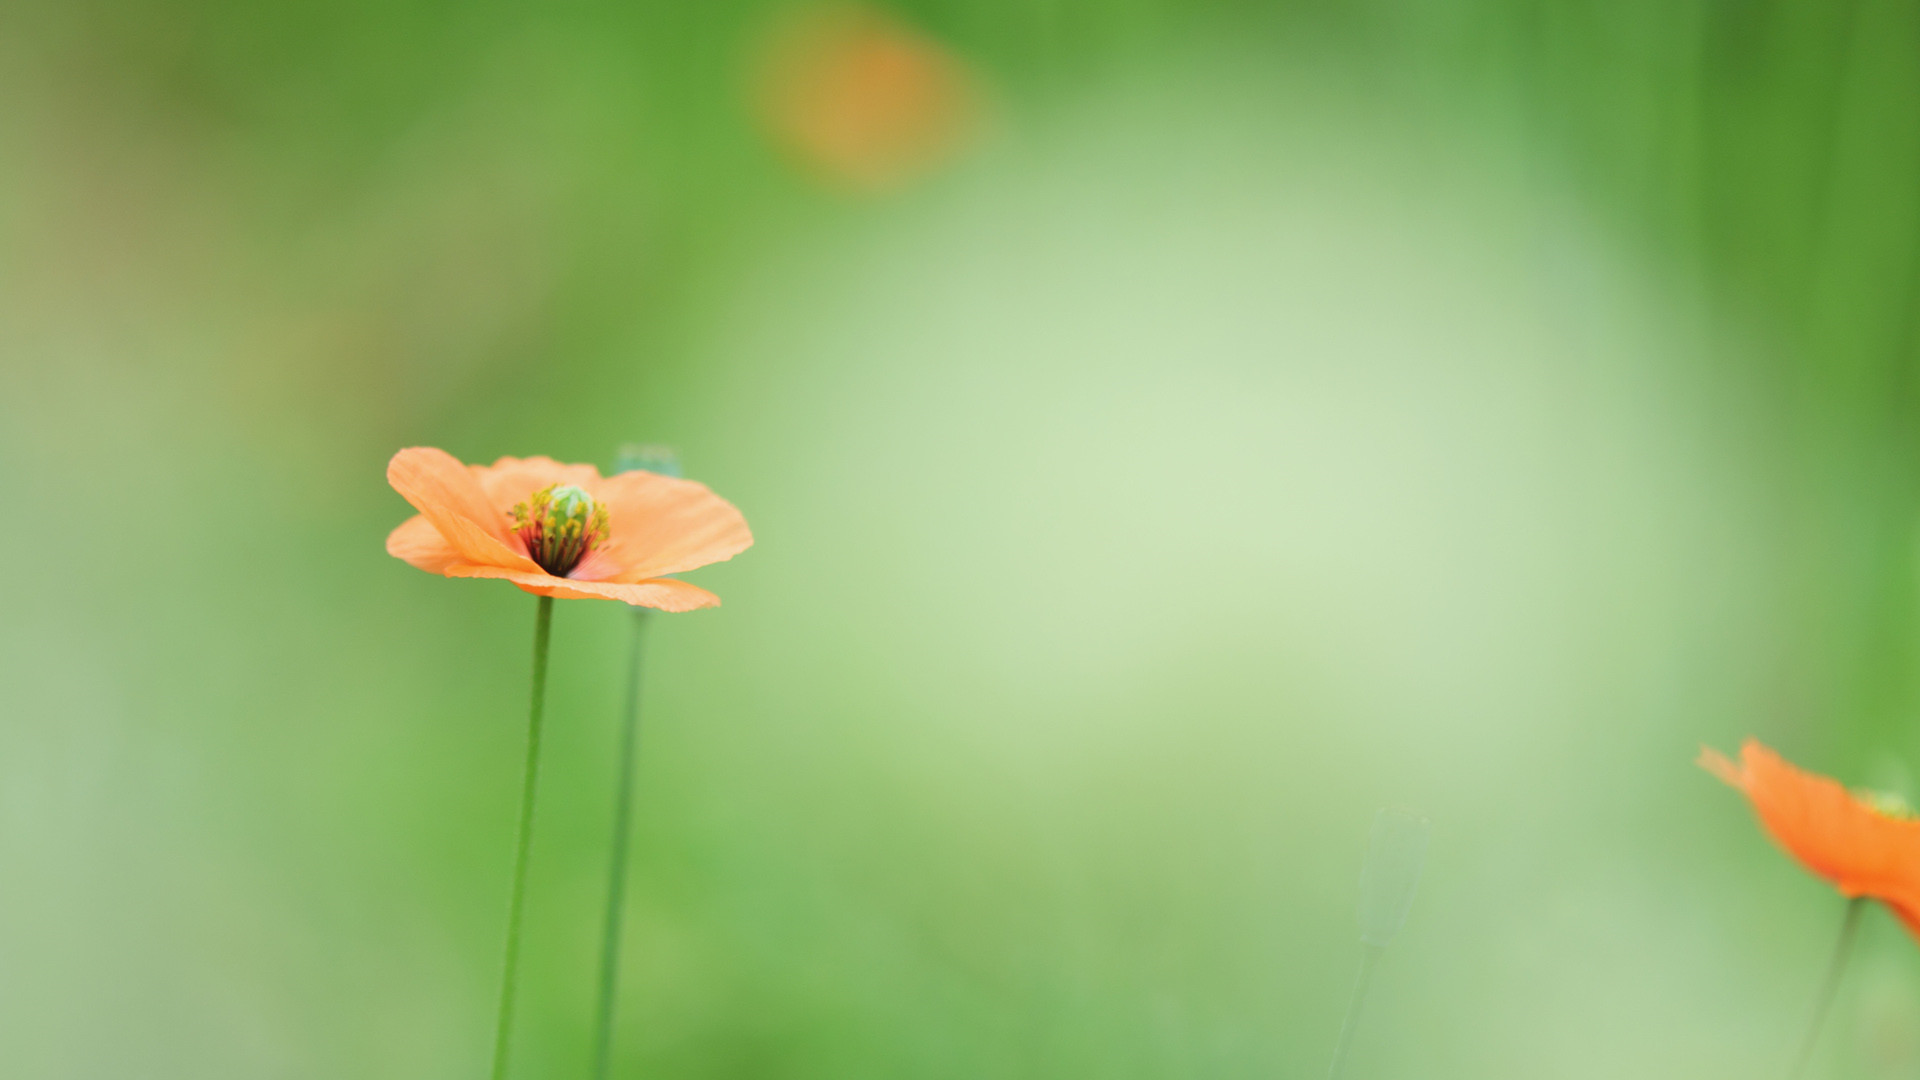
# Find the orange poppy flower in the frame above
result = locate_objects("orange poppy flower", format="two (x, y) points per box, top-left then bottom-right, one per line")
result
(1700, 739), (1920, 936)
(385, 447), (751, 611)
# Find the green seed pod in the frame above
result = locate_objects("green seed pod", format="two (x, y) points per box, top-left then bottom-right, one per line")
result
(548, 485), (594, 532)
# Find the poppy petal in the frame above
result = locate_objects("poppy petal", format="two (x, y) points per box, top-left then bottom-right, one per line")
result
(445, 564), (722, 611)
(388, 448), (541, 573)
(475, 456), (606, 515)
(573, 470), (753, 582)
(386, 514), (460, 573)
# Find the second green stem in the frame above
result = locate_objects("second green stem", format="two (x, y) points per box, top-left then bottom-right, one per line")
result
(1326, 942), (1384, 1080)
(1787, 896), (1865, 1080)
(591, 608), (650, 1079)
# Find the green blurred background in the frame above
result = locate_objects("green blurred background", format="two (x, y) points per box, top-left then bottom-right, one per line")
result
(5, 0), (1920, 1077)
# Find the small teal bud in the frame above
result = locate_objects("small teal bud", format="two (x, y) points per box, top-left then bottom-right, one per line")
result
(614, 444), (682, 478)
(1356, 807), (1429, 947)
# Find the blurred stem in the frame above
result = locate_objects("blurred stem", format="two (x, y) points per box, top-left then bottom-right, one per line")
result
(1787, 896), (1865, 1080)
(1326, 942), (1384, 1079)
(591, 608), (650, 1080)
(491, 595), (555, 1080)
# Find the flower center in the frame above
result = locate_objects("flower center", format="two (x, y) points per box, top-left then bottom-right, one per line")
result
(510, 483), (610, 576)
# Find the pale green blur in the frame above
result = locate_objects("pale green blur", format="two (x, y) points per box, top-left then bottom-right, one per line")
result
(3, 1), (1920, 1078)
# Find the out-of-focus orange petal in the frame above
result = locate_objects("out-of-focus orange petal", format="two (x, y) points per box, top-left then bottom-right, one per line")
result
(445, 564), (722, 611)
(386, 514), (460, 574)
(387, 448), (540, 573)
(1697, 746), (1746, 790)
(1743, 741), (1920, 895)
(1713, 739), (1920, 942)
(570, 470), (754, 582)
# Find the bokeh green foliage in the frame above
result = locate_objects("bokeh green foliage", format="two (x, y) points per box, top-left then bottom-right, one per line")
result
(6, 0), (1920, 1078)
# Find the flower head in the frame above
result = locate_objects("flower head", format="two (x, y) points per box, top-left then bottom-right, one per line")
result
(1701, 739), (1920, 937)
(385, 447), (752, 611)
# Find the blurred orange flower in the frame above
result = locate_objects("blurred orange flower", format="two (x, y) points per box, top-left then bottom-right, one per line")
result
(755, 4), (980, 192)
(1701, 739), (1920, 936)
(386, 447), (751, 611)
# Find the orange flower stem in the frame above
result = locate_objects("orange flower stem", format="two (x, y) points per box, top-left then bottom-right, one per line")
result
(1326, 942), (1385, 1079)
(1787, 896), (1865, 1080)
(490, 595), (555, 1080)
(590, 607), (651, 1080)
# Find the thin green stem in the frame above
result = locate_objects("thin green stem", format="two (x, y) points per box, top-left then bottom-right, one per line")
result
(491, 595), (554, 1080)
(1786, 896), (1865, 1080)
(1327, 942), (1384, 1080)
(591, 608), (650, 1080)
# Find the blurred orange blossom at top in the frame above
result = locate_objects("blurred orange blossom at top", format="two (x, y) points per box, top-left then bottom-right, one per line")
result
(386, 447), (752, 611)
(1701, 739), (1920, 938)
(754, 4), (981, 192)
